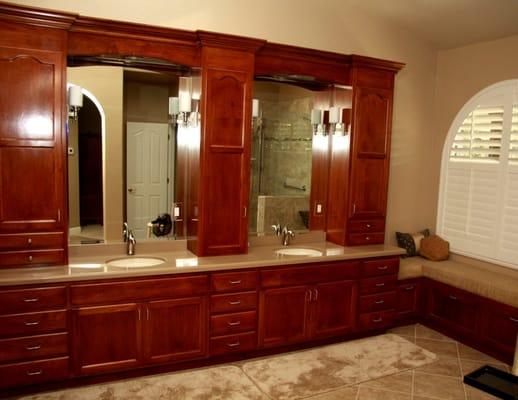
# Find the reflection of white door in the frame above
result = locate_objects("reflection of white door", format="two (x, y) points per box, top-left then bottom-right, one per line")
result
(127, 122), (169, 239)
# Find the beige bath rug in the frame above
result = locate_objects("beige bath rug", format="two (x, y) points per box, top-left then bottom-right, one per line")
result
(20, 365), (267, 400)
(241, 333), (436, 400)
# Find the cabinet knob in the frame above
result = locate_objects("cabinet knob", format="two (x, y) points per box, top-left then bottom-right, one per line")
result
(28, 255), (33, 262)
(377, 266), (388, 270)
(366, 224), (372, 228)
(365, 236), (371, 241)
(405, 285), (415, 291)
(375, 283), (385, 287)
(448, 295), (458, 301)
(27, 238), (32, 245)
(24, 321), (40, 326)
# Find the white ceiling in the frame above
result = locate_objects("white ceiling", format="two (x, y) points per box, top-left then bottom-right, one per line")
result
(351, 0), (518, 49)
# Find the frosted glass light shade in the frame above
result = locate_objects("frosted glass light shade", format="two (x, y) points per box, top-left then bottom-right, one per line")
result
(329, 107), (340, 124)
(169, 97), (179, 115)
(68, 85), (83, 108)
(179, 77), (192, 113)
(310, 109), (321, 125)
(191, 76), (201, 100)
(252, 99), (259, 118)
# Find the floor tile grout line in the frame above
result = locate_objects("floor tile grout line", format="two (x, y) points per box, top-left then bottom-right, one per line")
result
(237, 364), (275, 400)
(411, 369), (415, 399)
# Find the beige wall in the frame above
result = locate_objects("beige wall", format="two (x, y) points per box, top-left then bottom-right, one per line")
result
(431, 34), (518, 226)
(19, 0), (441, 244)
(67, 66), (124, 243)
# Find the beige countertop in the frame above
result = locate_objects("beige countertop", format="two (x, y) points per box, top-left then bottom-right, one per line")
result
(0, 238), (405, 287)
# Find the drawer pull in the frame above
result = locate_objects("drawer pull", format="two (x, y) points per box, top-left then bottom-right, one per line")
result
(448, 295), (458, 301)
(375, 300), (385, 304)
(377, 266), (389, 270)
(372, 317), (383, 323)
(227, 341), (240, 348)
(28, 255), (33, 262)
(228, 300), (241, 305)
(375, 283), (385, 287)
(509, 317), (518, 323)
(405, 285), (415, 291)
(25, 344), (42, 351)
(229, 280), (242, 285)
(26, 369), (43, 376)
(28, 238), (32, 245)
(24, 321), (40, 326)
(366, 224), (372, 228)
(365, 236), (371, 241)
(23, 297), (39, 303)
(228, 321), (241, 326)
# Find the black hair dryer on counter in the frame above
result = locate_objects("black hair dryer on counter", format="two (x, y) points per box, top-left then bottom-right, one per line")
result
(150, 213), (173, 237)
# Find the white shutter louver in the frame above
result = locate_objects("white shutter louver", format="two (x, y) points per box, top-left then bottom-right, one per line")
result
(509, 104), (518, 163)
(450, 106), (503, 162)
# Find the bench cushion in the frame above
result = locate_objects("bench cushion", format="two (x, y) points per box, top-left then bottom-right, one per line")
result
(399, 256), (518, 308)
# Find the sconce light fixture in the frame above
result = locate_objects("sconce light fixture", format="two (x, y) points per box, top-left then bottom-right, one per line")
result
(311, 106), (350, 136)
(311, 109), (325, 136)
(68, 85), (83, 120)
(169, 76), (200, 127)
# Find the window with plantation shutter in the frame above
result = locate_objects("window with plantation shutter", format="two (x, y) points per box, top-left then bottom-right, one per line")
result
(437, 80), (518, 269)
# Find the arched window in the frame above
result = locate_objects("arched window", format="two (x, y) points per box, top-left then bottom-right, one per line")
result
(437, 80), (518, 269)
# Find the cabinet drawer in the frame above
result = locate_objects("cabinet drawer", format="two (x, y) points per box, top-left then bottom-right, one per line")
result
(361, 258), (399, 277)
(0, 286), (66, 314)
(70, 275), (208, 306)
(210, 292), (257, 314)
(210, 332), (256, 356)
(210, 311), (256, 336)
(261, 261), (359, 288)
(349, 219), (385, 233)
(0, 356), (69, 389)
(211, 271), (258, 293)
(359, 310), (395, 331)
(0, 250), (64, 267)
(397, 281), (420, 316)
(359, 291), (396, 313)
(360, 275), (397, 295)
(0, 333), (68, 364)
(347, 233), (384, 245)
(0, 310), (67, 338)
(0, 233), (64, 251)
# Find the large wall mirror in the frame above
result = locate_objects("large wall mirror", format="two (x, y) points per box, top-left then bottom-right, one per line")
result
(66, 56), (200, 244)
(249, 77), (352, 236)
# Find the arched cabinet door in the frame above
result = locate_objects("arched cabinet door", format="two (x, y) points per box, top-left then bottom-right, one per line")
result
(349, 86), (392, 220)
(0, 45), (66, 265)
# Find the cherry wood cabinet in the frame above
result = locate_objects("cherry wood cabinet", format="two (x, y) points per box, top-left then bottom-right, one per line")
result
(396, 279), (422, 323)
(0, 16), (70, 267)
(479, 299), (518, 360)
(425, 280), (481, 339)
(72, 303), (142, 375)
(259, 285), (312, 348)
(144, 297), (207, 365)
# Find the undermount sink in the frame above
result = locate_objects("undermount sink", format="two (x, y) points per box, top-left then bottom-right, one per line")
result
(106, 257), (166, 268)
(275, 248), (323, 257)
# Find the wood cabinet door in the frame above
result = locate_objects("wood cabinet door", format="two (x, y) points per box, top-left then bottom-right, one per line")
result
(258, 286), (311, 348)
(0, 47), (64, 146)
(312, 280), (357, 339)
(425, 281), (480, 338)
(72, 304), (142, 376)
(143, 297), (208, 365)
(349, 86), (392, 219)
(0, 147), (63, 233)
(480, 300), (518, 363)
(397, 280), (421, 320)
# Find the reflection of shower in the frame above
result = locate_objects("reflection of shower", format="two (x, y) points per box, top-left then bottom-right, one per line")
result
(255, 112), (265, 194)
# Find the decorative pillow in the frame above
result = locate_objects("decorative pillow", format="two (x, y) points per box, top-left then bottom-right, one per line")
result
(396, 229), (430, 257)
(420, 235), (450, 261)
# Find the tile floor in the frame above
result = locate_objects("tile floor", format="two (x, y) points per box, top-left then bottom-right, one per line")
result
(361, 324), (512, 400)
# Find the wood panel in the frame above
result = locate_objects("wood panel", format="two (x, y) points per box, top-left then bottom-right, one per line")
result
(0, 286), (66, 314)
(258, 286), (310, 348)
(72, 304), (142, 375)
(309, 134), (330, 230)
(312, 280), (357, 339)
(143, 297), (207, 364)
(0, 310), (67, 338)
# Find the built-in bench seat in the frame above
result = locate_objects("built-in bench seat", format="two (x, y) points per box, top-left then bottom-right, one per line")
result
(399, 256), (518, 308)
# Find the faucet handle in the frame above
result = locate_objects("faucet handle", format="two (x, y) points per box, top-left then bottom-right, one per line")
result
(123, 222), (129, 242)
(271, 223), (282, 236)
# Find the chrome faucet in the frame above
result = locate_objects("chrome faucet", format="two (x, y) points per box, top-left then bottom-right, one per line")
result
(123, 222), (129, 242)
(127, 230), (136, 255)
(281, 225), (295, 246)
(271, 222), (282, 236)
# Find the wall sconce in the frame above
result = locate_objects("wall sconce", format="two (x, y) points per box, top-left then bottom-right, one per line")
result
(68, 85), (83, 120)
(168, 96), (179, 126)
(311, 109), (325, 136)
(172, 76), (201, 127)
